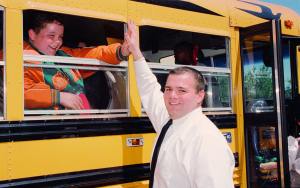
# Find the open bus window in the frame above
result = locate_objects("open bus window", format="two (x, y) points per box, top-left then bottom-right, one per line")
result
(140, 25), (232, 112)
(22, 10), (128, 116)
(140, 26), (229, 68)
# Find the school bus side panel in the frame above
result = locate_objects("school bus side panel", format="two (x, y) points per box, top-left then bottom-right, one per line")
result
(0, 134), (155, 180)
(128, 0), (230, 37)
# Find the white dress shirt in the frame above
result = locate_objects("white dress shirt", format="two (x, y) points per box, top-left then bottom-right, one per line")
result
(134, 58), (235, 188)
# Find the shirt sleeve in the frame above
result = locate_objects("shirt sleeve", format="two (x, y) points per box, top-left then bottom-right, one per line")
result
(61, 43), (121, 65)
(24, 67), (60, 109)
(133, 58), (170, 132)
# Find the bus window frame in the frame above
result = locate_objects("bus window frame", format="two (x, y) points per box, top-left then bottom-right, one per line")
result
(21, 10), (129, 118)
(139, 25), (233, 113)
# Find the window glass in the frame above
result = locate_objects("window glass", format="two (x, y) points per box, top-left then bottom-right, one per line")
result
(242, 34), (274, 113)
(23, 66), (127, 112)
(282, 41), (292, 99)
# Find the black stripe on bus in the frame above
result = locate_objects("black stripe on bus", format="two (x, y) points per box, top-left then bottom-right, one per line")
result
(0, 117), (153, 142)
(0, 115), (236, 142)
(208, 114), (237, 129)
(130, 0), (222, 16)
(0, 163), (150, 188)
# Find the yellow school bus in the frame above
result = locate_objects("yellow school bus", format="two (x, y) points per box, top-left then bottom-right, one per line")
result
(0, 0), (299, 187)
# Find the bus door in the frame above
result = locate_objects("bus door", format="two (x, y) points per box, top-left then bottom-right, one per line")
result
(282, 36), (300, 187)
(240, 20), (289, 188)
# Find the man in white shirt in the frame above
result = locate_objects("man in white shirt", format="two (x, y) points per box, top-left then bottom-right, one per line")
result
(125, 21), (235, 188)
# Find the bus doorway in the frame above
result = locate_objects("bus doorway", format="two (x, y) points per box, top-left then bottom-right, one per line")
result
(282, 37), (300, 187)
(240, 20), (290, 188)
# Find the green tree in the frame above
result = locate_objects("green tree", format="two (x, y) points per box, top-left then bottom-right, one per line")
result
(244, 66), (273, 100)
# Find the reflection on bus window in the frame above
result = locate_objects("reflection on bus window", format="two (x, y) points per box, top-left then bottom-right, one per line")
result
(140, 26), (229, 68)
(23, 10), (127, 113)
(282, 41), (292, 99)
(204, 74), (231, 108)
(242, 38), (274, 113)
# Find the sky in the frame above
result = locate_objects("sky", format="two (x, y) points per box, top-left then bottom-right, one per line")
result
(261, 0), (300, 14)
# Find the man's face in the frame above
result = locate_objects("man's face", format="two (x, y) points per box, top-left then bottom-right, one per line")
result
(29, 21), (64, 55)
(163, 72), (205, 120)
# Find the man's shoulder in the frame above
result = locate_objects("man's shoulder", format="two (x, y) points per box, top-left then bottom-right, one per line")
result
(188, 113), (223, 136)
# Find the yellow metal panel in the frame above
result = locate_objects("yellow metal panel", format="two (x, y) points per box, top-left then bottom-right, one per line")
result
(192, 0), (229, 17)
(0, 0), (128, 21)
(101, 180), (148, 188)
(128, 53), (142, 117)
(5, 8), (23, 120)
(281, 18), (300, 37)
(128, 1), (230, 37)
(228, 0), (268, 28)
(23, 0), (127, 22)
(0, 133), (155, 180)
(230, 27), (247, 188)
(0, 0), (26, 9)
(0, 142), (10, 180)
(228, 0), (300, 36)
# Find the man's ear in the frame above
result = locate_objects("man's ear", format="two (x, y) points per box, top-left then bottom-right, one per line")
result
(28, 29), (36, 41)
(197, 90), (205, 105)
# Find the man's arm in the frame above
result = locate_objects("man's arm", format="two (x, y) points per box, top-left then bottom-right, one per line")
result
(133, 58), (170, 131)
(125, 21), (169, 131)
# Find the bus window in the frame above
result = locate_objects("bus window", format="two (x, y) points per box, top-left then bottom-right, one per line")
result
(242, 34), (274, 113)
(23, 10), (128, 116)
(140, 26), (229, 68)
(140, 25), (232, 112)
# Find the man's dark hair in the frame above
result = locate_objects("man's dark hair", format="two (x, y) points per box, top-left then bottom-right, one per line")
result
(174, 41), (193, 54)
(174, 41), (194, 65)
(169, 66), (206, 92)
(29, 12), (64, 34)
